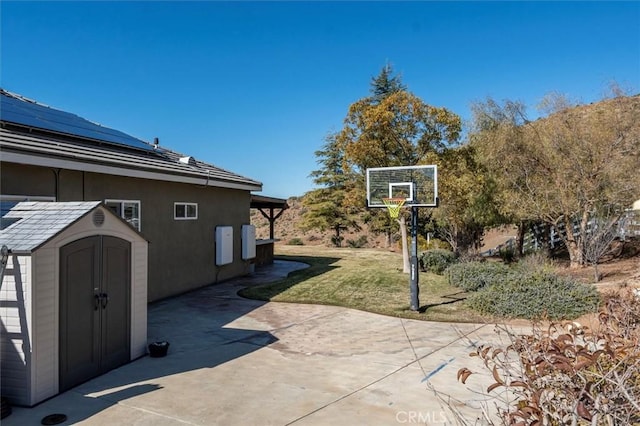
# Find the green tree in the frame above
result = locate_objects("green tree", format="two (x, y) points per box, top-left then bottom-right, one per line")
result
(337, 66), (461, 270)
(423, 145), (505, 255)
(471, 93), (640, 267)
(300, 134), (360, 246)
(370, 62), (406, 105)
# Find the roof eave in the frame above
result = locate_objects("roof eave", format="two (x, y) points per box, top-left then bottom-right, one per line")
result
(1, 149), (263, 192)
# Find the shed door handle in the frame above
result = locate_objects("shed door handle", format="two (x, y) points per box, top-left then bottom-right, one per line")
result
(94, 294), (100, 311)
(101, 293), (109, 309)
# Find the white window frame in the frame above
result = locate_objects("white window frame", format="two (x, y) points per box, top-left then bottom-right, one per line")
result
(105, 199), (141, 231)
(174, 202), (198, 220)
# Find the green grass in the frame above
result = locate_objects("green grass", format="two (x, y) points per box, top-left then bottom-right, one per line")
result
(239, 245), (487, 322)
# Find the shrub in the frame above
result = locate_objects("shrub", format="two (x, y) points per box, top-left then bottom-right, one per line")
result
(498, 246), (516, 263)
(466, 269), (600, 320)
(517, 250), (554, 272)
(346, 235), (368, 248)
(286, 238), (304, 246)
(456, 287), (639, 425)
(446, 261), (512, 292)
(399, 236), (451, 252)
(330, 235), (344, 247)
(419, 249), (457, 274)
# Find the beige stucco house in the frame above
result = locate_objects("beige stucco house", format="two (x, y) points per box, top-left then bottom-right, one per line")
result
(0, 89), (262, 302)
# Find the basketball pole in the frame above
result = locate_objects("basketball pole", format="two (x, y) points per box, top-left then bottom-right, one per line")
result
(410, 205), (419, 311)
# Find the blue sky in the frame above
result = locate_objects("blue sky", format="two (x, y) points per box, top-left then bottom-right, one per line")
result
(2, 1), (639, 198)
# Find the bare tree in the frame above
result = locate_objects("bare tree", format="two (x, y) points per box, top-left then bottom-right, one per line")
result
(582, 212), (621, 282)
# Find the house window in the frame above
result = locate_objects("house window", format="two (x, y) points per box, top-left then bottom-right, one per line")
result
(105, 199), (141, 231)
(174, 202), (198, 220)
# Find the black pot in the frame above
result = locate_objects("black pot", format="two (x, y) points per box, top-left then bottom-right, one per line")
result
(148, 341), (170, 358)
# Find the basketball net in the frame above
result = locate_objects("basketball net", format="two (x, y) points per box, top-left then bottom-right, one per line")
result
(382, 198), (406, 219)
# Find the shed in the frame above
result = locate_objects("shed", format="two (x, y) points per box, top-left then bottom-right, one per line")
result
(0, 201), (148, 407)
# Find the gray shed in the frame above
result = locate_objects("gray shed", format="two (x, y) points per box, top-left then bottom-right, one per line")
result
(0, 201), (148, 406)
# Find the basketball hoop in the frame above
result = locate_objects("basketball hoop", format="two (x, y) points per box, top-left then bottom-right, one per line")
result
(382, 198), (406, 219)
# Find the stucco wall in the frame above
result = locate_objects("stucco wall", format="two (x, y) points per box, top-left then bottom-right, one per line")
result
(1, 163), (252, 302)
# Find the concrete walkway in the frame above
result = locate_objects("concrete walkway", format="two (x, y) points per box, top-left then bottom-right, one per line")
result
(5, 261), (508, 425)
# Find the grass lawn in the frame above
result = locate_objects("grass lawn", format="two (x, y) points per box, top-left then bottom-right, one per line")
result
(239, 245), (488, 322)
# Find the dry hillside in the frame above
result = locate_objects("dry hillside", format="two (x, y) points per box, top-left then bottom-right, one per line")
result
(250, 196), (517, 251)
(250, 197), (392, 248)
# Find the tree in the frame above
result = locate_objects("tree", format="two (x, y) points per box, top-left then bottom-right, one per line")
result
(337, 66), (461, 271)
(471, 93), (640, 267)
(582, 210), (620, 282)
(370, 62), (406, 105)
(300, 134), (360, 246)
(423, 145), (506, 255)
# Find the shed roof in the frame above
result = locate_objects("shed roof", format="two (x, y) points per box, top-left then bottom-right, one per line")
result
(0, 89), (262, 192)
(1, 201), (104, 253)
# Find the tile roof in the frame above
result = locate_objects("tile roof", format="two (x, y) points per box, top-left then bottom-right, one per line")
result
(0, 90), (262, 191)
(0, 201), (101, 252)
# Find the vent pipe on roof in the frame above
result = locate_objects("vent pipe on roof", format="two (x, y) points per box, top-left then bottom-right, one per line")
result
(179, 156), (196, 166)
(153, 137), (159, 149)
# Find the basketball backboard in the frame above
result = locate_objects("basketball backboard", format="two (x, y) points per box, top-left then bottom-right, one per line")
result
(366, 165), (437, 208)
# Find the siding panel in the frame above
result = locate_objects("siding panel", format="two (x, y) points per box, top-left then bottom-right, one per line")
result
(0, 255), (32, 406)
(32, 248), (58, 404)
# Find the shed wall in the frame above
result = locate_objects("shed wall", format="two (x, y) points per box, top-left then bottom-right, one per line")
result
(1, 206), (147, 407)
(0, 255), (33, 406)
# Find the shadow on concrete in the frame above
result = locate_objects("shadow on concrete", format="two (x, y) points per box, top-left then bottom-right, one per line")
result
(2, 260), (309, 425)
(237, 254), (341, 301)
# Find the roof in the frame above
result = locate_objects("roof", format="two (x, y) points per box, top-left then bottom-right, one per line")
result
(250, 194), (289, 210)
(0, 201), (104, 253)
(0, 89), (262, 192)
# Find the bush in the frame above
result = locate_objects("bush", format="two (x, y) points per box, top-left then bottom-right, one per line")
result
(517, 250), (553, 272)
(286, 238), (304, 246)
(446, 261), (512, 292)
(399, 236), (451, 252)
(346, 235), (368, 248)
(466, 269), (600, 320)
(330, 235), (344, 247)
(456, 287), (639, 425)
(498, 246), (516, 263)
(419, 249), (457, 274)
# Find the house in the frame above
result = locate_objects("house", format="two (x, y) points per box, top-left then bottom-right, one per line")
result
(0, 89), (264, 302)
(0, 201), (148, 406)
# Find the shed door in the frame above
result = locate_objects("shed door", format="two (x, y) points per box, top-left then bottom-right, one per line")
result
(59, 236), (131, 392)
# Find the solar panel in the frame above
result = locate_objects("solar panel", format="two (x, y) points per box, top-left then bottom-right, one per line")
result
(0, 91), (155, 153)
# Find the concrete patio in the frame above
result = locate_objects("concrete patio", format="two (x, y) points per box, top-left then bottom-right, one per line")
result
(4, 261), (510, 425)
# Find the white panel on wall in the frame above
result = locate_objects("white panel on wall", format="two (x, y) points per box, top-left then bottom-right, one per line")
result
(241, 225), (256, 260)
(215, 226), (233, 265)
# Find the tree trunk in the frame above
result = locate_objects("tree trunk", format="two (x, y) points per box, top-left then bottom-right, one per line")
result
(516, 221), (526, 257)
(334, 225), (342, 247)
(399, 216), (410, 273)
(593, 263), (601, 282)
(563, 217), (583, 268)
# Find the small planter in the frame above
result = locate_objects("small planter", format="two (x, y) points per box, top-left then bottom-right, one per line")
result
(148, 341), (170, 358)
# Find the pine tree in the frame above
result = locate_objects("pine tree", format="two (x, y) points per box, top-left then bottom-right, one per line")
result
(299, 134), (360, 246)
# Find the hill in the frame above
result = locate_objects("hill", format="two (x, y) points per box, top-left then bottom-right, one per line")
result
(250, 196), (392, 248)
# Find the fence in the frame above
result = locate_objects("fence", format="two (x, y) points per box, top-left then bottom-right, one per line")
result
(484, 210), (640, 256)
